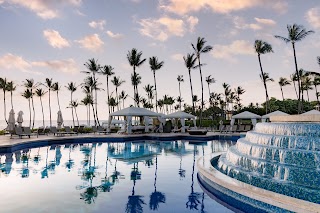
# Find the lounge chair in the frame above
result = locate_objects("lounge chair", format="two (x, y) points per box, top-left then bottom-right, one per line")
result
(64, 126), (77, 135)
(244, 125), (252, 131)
(14, 126), (30, 138)
(37, 127), (49, 137)
(237, 125), (246, 132)
(50, 126), (66, 136)
(78, 126), (85, 134)
(97, 126), (109, 134)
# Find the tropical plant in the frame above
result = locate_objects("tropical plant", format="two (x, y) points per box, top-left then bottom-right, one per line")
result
(119, 90), (128, 109)
(301, 76), (313, 102)
(81, 94), (93, 126)
(192, 37), (213, 126)
(177, 75), (184, 110)
(183, 53), (197, 114)
(127, 48), (146, 106)
(43, 78), (53, 127)
(6, 81), (16, 110)
(290, 73), (299, 99)
(313, 76), (320, 105)
(149, 56), (164, 112)
(111, 76), (125, 111)
(24, 79), (37, 129)
(235, 86), (245, 109)
(70, 100), (80, 126)
(131, 72), (142, 104)
(22, 89), (33, 128)
(52, 82), (61, 111)
(0, 78), (8, 124)
(143, 84), (154, 105)
(275, 24), (314, 113)
(35, 88), (47, 127)
(100, 65), (114, 114)
(254, 40), (273, 114)
(278, 77), (291, 101)
(108, 97), (118, 113)
(222, 83), (231, 113)
(66, 82), (77, 127)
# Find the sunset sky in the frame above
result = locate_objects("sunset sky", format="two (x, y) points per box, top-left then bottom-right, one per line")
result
(0, 0), (320, 121)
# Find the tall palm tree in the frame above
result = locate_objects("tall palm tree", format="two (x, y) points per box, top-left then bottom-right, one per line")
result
(192, 37), (213, 126)
(222, 83), (231, 113)
(254, 40), (273, 114)
(275, 24), (314, 113)
(66, 82), (77, 127)
(24, 79), (37, 129)
(108, 97), (118, 113)
(81, 94), (93, 126)
(83, 58), (101, 125)
(313, 76), (320, 105)
(127, 48), (146, 106)
(6, 81), (16, 110)
(100, 65), (114, 114)
(70, 100), (80, 126)
(149, 56), (164, 112)
(43, 78), (53, 127)
(35, 88), (47, 127)
(0, 78), (8, 124)
(260, 73), (274, 109)
(119, 90), (128, 109)
(302, 76), (313, 102)
(83, 77), (100, 126)
(111, 76), (125, 111)
(52, 82), (61, 111)
(290, 73), (299, 99)
(131, 72), (142, 106)
(183, 53), (197, 114)
(205, 75), (215, 95)
(144, 84), (154, 105)
(177, 75), (184, 111)
(235, 86), (245, 109)
(22, 89), (33, 128)
(278, 77), (291, 101)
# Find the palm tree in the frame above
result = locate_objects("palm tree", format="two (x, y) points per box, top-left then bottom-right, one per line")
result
(70, 101), (80, 126)
(83, 77), (101, 125)
(254, 40), (273, 114)
(119, 90), (128, 109)
(0, 78), (8, 124)
(6, 81), (16, 110)
(278, 77), (291, 101)
(111, 76), (125, 111)
(83, 58), (102, 125)
(43, 78), (53, 127)
(81, 94), (93, 126)
(275, 24), (314, 113)
(192, 37), (213, 126)
(302, 76), (313, 102)
(260, 73), (274, 109)
(183, 53), (197, 114)
(290, 73), (299, 99)
(205, 75), (215, 95)
(144, 84), (154, 105)
(177, 75), (184, 111)
(108, 97), (118, 113)
(131, 72), (142, 106)
(52, 82), (61, 111)
(235, 86), (245, 109)
(149, 56), (164, 112)
(100, 65), (114, 114)
(66, 82), (77, 127)
(24, 79), (37, 129)
(127, 48), (146, 106)
(35, 88), (47, 127)
(222, 83), (231, 114)
(22, 89), (33, 128)
(313, 76), (320, 105)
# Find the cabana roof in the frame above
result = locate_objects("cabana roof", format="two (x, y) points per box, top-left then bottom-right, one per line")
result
(110, 106), (160, 117)
(262, 110), (288, 118)
(301, 109), (320, 115)
(232, 111), (261, 119)
(165, 111), (196, 119)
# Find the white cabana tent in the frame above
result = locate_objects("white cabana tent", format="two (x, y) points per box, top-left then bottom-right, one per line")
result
(7, 109), (15, 132)
(231, 111), (261, 128)
(301, 109), (320, 115)
(109, 106), (160, 134)
(165, 111), (196, 133)
(262, 110), (289, 122)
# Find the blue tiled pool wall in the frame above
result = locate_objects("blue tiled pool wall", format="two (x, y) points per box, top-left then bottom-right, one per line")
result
(215, 122), (320, 204)
(198, 158), (292, 213)
(0, 134), (240, 154)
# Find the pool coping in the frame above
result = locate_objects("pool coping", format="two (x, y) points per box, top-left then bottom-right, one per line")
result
(197, 153), (320, 213)
(0, 133), (241, 153)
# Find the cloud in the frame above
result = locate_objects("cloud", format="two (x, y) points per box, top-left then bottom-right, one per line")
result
(171, 53), (184, 61)
(138, 15), (198, 41)
(233, 16), (276, 30)
(75, 34), (104, 52)
(74, 9), (85, 16)
(0, 53), (31, 70)
(106, 30), (124, 39)
(89, 20), (106, 30)
(32, 58), (78, 73)
(306, 7), (320, 29)
(43, 29), (70, 49)
(2, 0), (82, 19)
(211, 40), (254, 61)
(159, 0), (288, 15)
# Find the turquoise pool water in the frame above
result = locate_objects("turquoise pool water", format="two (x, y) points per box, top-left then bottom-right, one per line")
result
(0, 139), (235, 213)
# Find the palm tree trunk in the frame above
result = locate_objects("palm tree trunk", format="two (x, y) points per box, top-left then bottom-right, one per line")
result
(315, 85), (319, 105)
(28, 99), (31, 128)
(91, 103), (97, 126)
(178, 82), (182, 111)
(57, 91), (61, 111)
(153, 71), (158, 112)
(107, 76), (110, 114)
(47, 90), (52, 127)
(75, 108), (79, 126)
(116, 87), (119, 111)
(293, 81), (298, 99)
(71, 92), (75, 127)
(31, 94), (35, 129)
(3, 91), (8, 124)
(88, 104), (91, 126)
(133, 66), (137, 106)
(307, 90), (310, 102)
(258, 54), (269, 114)
(40, 96), (45, 127)
(292, 42), (301, 113)
(10, 91), (13, 109)
(188, 69), (195, 114)
(280, 86), (284, 101)
(197, 58), (204, 127)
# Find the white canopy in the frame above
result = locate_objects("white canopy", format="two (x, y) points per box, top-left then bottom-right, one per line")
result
(165, 111), (196, 119)
(232, 111), (261, 119)
(262, 110), (289, 118)
(301, 109), (320, 115)
(110, 106), (160, 117)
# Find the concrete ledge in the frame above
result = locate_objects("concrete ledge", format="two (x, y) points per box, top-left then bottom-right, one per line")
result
(197, 153), (320, 213)
(270, 114), (320, 122)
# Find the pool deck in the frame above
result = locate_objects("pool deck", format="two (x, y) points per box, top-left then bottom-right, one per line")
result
(0, 131), (242, 153)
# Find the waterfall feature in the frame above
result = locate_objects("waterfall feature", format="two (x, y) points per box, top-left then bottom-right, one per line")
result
(215, 122), (320, 204)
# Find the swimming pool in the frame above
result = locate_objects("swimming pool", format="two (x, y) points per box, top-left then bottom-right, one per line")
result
(0, 139), (235, 213)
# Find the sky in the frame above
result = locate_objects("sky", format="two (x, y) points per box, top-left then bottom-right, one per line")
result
(0, 0), (320, 122)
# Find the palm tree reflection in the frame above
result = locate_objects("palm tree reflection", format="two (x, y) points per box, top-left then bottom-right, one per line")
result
(21, 149), (30, 178)
(98, 155), (113, 192)
(149, 154), (165, 211)
(41, 147), (49, 178)
(65, 145), (74, 172)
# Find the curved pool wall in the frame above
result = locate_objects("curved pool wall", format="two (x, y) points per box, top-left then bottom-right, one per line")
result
(215, 122), (320, 204)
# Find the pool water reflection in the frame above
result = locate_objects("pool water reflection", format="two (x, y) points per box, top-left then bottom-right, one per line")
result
(0, 140), (235, 213)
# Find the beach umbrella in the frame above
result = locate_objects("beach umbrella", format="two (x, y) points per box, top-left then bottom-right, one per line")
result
(17, 111), (23, 127)
(6, 109), (15, 132)
(57, 110), (63, 129)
